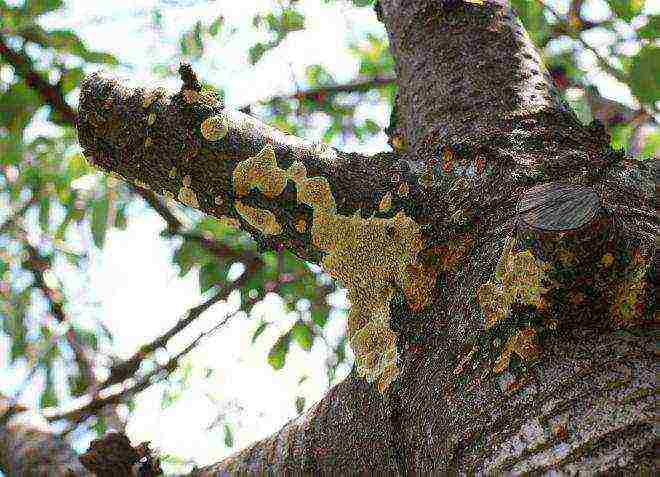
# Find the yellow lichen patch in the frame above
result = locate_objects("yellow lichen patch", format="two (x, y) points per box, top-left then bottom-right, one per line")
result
(600, 253), (614, 267)
(441, 146), (455, 174)
(493, 327), (540, 374)
(219, 216), (240, 229)
(232, 145), (287, 198)
(169, 167), (177, 179)
(147, 113), (156, 126)
(286, 161), (307, 183)
(419, 169), (435, 188)
(142, 87), (166, 108)
(200, 114), (228, 142)
(178, 186), (199, 208)
(295, 218), (307, 233)
(182, 89), (202, 104)
(235, 201), (282, 235)
(477, 239), (551, 330)
(163, 190), (175, 200)
(401, 262), (437, 312)
(610, 262), (648, 327)
(144, 137), (152, 148)
(296, 176), (336, 213)
(133, 179), (150, 190)
(392, 135), (406, 152)
(397, 181), (409, 197)
(379, 192), (393, 212)
(303, 182), (426, 389)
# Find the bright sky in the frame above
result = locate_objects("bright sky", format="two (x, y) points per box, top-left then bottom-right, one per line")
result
(0, 0), (654, 473)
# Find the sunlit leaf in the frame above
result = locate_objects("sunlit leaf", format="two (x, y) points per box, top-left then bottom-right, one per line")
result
(607, 0), (644, 21)
(291, 320), (313, 351)
(223, 423), (234, 447)
(251, 320), (269, 343)
(22, 0), (63, 17)
(267, 332), (291, 370)
(91, 197), (109, 248)
(629, 45), (659, 106)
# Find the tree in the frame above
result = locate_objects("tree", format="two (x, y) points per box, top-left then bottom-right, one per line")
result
(0, 0), (656, 474)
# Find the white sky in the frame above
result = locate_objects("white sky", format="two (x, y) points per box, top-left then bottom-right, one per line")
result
(0, 0), (655, 472)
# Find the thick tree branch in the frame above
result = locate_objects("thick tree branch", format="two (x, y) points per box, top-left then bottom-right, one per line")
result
(77, 68), (413, 262)
(1, 396), (90, 476)
(195, 368), (400, 475)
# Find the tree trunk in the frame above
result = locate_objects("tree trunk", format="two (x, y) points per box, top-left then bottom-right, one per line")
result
(5, 1), (656, 475)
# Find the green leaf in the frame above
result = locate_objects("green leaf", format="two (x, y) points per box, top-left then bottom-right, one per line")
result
(223, 423), (234, 447)
(209, 16), (224, 36)
(199, 262), (225, 293)
(251, 320), (269, 344)
(40, 370), (59, 408)
(41, 29), (119, 64)
(267, 332), (291, 370)
(629, 45), (660, 106)
(248, 42), (268, 64)
(280, 9), (304, 32)
(291, 321), (313, 351)
(607, 0), (644, 21)
(638, 15), (659, 39)
(641, 130), (659, 160)
(363, 119), (380, 135)
(67, 373), (90, 397)
(91, 198), (109, 248)
(172, 240), (209, 277)
(8, 315), (27, 363)
(22, 0), (64, 17)
(0, 83), (41, 133)
(38, 196), (50, 231)
(311, 308), (328, 328)
(58, 67), (85, 95)
(295, 395), (306, 414)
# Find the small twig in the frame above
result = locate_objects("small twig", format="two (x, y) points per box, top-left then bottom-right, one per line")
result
(0, 196), (37, 235)
(0, 34), (78, 124)
(538, 0), (628, 85)
(48, 309), (239, 428)
(239, 75), (395, 113)
(98, 267), (255, 391)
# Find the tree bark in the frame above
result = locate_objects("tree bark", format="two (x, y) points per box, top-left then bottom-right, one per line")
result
(0, 398), (90, 476)
(8, 0), (656, 475)
(195, 1), (658, 473)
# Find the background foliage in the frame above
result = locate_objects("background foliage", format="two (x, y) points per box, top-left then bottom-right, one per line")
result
(0, 0), (657, 471)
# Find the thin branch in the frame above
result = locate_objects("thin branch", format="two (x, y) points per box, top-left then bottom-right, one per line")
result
(98, 266), (256, 391)
(0, 196), (37, 235)
(46, 307), (239, 427)
(538, 0), (628, 85)
(239, 75), (396, 113)
(21, 240), (95, 383)
(0, 33), (77, 124)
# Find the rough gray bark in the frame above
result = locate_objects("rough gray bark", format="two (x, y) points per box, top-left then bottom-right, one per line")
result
(2, 1), (656, 475)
